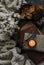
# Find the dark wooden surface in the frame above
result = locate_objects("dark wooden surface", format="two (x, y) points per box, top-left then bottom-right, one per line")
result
(27, 51), (44, 64)
(18, 23), (44, 64)
(18, 23), (42, 44)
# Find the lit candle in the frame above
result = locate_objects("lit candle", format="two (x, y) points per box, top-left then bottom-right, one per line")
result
(28, 39), (36, 48)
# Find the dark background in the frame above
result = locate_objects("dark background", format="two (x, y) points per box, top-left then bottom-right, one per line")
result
(25, 0), (44, 34)
(26, 0), (44, 9)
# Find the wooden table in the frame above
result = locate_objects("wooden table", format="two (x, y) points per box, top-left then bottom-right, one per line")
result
(18, 23), (42, 44)
(18, 23), (44, 64)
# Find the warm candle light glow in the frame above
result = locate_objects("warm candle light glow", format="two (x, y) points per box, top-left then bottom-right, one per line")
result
(28, 39), (36, 48)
